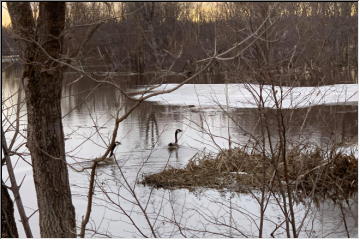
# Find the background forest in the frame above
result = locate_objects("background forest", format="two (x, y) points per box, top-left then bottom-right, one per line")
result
(2, 2), (357, 86)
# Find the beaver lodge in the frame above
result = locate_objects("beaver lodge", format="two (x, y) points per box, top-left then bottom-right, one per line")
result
(141, 146), (357, 202)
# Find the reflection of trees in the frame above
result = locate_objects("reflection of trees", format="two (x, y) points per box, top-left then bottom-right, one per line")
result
(145, 112), (159, 148)
(2, 65), (23, 92)
(339, 110), (357, 145)
(229, 105), (357, 147)
(3, 69), (358, 149)
(307, 105), (357, 146)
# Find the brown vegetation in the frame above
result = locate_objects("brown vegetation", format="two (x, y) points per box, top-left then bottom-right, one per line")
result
(141, 146), (357, 202)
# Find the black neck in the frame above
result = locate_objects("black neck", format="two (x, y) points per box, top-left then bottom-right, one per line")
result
(109, 144), (117, 157)
(175, 131), (178, 143)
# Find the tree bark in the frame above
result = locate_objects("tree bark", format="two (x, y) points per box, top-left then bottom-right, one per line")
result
(1, 181), (19, 238)
(7, 2), (76, 237)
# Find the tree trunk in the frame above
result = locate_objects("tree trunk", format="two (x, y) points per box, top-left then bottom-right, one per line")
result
(1, 181), (19, 238)
(7, 2), (76, 237)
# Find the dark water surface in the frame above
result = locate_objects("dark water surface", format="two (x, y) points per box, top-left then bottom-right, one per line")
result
(2, 67), (358, 237)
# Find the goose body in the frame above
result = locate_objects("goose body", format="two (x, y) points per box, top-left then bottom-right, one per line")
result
(95, 141), (121, 164)
(168, 129), (182, 150)
(98, 157), (115, 164)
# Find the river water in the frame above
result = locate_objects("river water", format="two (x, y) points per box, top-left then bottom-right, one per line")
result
(2, 66), (358, 237)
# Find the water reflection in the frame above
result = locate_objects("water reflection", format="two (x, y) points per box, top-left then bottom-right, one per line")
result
(2, 66), (358, 238)
(143, 112), (159, 148)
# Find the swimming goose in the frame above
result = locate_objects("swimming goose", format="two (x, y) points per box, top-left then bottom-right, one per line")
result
(168, 129), (182, 149)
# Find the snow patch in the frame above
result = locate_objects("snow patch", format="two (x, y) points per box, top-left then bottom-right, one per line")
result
(134, 83), (358, 109)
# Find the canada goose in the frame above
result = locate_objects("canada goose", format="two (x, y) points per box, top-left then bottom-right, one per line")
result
(168, 129), (182, 149)
(96, 141), (121, 164)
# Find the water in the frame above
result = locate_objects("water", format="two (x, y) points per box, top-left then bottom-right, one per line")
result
(2, 66), (358, 237)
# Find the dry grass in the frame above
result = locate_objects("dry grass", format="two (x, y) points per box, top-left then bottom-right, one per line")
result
(141, 147), (357, 201)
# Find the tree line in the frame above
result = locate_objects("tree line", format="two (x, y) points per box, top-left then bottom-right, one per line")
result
(2, 2), (357, 86)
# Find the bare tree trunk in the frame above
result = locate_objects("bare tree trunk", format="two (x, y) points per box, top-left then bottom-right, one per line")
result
(1, 181), (19, 238)
(7, 2), (76, 237)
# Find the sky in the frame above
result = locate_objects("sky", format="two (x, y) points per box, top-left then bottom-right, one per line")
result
(1, 2), (218, 27)
(2, 2), (356, 27)
(2, 3), (10, 26)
